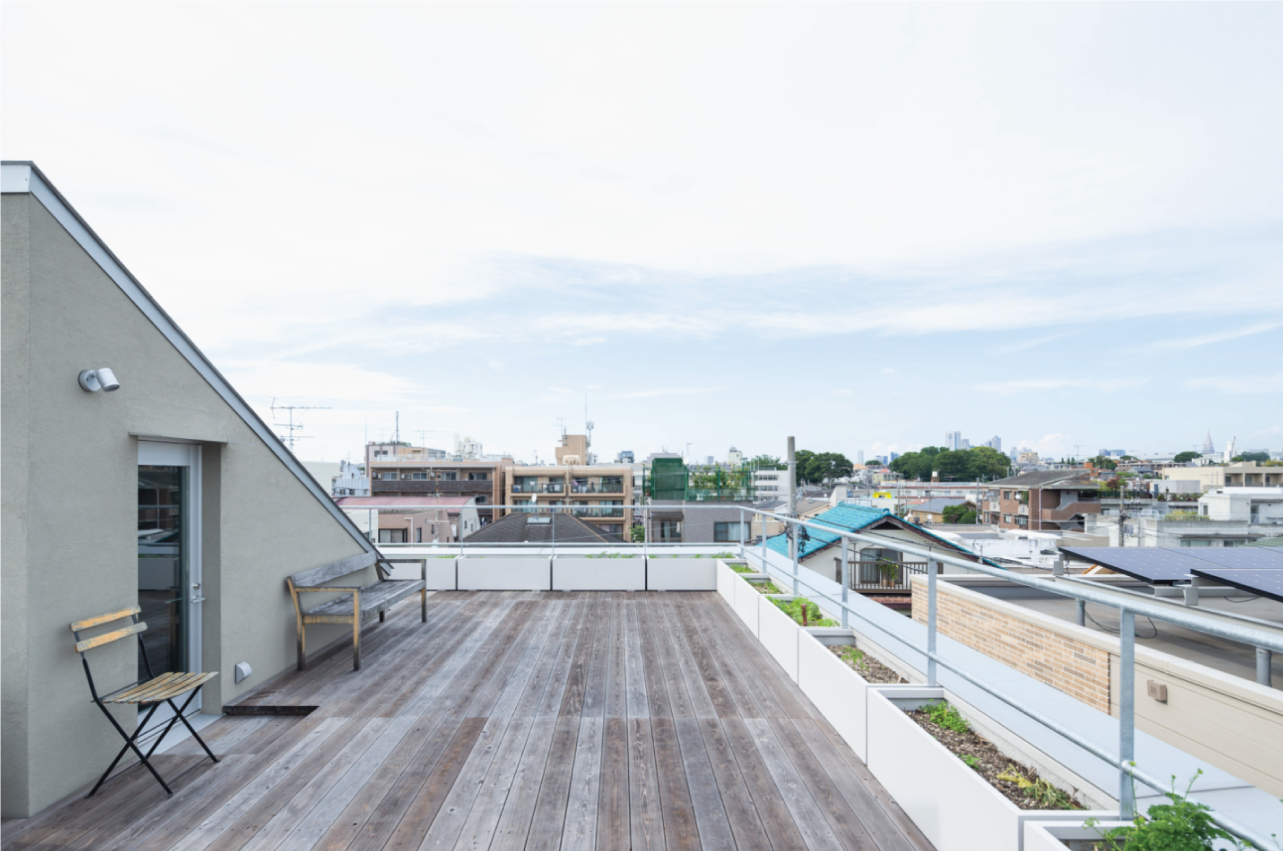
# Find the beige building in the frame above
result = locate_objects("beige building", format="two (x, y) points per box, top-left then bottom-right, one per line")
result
(2, 163), (375, 817)
(1162, 462), (1283, 491)
(503, 434), (633, 535)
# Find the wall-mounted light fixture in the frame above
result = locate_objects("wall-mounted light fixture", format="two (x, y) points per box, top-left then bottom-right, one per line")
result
(78, 368), (121, 392)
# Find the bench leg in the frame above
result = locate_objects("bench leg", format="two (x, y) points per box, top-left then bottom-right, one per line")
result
(297, 625), (306, 671)
(379, 610), (385, 623)
(421, 588), (427, 622)
(353, 618), (361, 671)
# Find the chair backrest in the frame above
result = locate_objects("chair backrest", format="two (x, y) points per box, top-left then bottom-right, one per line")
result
(288, 551), (379, 589)
(70, 606), (146, 654)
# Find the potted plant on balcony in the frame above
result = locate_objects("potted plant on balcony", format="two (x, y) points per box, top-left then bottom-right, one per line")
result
(878, 561), (899, 588)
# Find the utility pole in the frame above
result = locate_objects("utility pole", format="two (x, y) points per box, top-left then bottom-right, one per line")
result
(271, 399), (331, 453)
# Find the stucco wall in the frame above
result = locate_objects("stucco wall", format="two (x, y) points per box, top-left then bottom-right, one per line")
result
(1, 190), (373, 816)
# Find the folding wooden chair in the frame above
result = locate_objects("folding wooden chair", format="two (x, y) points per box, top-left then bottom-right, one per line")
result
(71, 606), (219, 797)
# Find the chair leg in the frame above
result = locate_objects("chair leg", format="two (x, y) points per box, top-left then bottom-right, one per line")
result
(164, 689), (219, 764)
(88, 701), (172, 798)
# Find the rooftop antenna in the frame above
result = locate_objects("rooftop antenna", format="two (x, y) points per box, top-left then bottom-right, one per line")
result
(271, 398), (330, 453)
(556, 417), (567, 441)
(394, 411), (400, 444)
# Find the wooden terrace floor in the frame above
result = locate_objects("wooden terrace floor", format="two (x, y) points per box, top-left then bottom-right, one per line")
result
(2, 591), (934, 851)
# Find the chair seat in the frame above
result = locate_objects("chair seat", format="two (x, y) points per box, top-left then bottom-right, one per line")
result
(104, 671), (219, 705)
(301, 579), (425, 621)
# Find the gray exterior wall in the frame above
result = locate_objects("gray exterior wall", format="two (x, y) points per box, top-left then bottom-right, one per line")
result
(1, 188), (374, 817)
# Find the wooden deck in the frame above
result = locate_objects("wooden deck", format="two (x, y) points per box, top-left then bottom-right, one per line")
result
(1, 592), (933, 851)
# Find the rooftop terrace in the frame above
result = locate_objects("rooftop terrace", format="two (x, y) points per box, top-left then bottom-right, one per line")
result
(1, 591), (932, 851)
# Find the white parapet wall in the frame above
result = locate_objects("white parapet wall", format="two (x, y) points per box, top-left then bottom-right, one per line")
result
(796, 628), (871, 761)
(647, 556), (719, 591)
(553, 556), (646, 591)
(757, 594), (801, 682)
(457, 556), (551, 591)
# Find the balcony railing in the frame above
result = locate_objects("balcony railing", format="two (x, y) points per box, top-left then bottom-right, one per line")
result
(371, 479), (492, 495)
(844, 560), (929, 593)
(512, 483), (564, 494)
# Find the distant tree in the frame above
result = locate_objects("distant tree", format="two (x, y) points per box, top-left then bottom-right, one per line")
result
(630, 524), (645, 543)
(864, 459), (884, 469)
(1121, 455), (1137, 461)
(750, 454), (785, 470)
(1235, 451), (1270, 463)
(1173, 451), (1199, 464)
(1090, 455), (1118, 471)
(933, 449), (971, 480)
(794, 449), (817, 484)
(942, 504), (977, 524)
(967, 446), (1013, 480)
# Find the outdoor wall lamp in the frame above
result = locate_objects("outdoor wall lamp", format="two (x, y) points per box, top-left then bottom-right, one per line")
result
(78, 368), (121, 392)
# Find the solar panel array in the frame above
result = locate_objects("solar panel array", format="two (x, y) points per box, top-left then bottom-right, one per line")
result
(1060, 546), (1283, 589)
(1190, 567), (1283, 604)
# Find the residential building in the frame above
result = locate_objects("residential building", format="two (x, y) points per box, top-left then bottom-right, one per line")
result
(1200, 487), (1283, 525)
(904, 497), (973, 525)
(461, 511), (626, 545)
(727, 446), (744, 466)
(1084, 511), (1267, 548)
(366, 446), (511, 521)
(1016, 449), (1040, 465)
(754, 467), (790, 500)
(336, 495), (481, 543)
(2, 162), (377, 816)
(1162, 462), (1283, 491)
(750, 497), (830, 541)
(984, 470), (1103, 532)
(331, 458), (370, 496)
(764, 505), (987, 588)
(503, 451), (633, 535)
(616, 450), (634, 464)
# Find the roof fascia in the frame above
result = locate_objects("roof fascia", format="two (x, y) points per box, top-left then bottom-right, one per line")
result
(1, 161), (375, 556)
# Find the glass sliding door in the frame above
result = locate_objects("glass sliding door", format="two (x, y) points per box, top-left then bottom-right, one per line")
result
(137, 441), (203, 722)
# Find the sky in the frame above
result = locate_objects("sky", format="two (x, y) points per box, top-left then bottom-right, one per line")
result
(4, 3), (1281, 465)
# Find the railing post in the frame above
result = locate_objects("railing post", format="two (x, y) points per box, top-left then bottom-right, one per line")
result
(1258, 647), (1273, 688)
(1076, 599), (1086, 626)
(841, 536), (850, 629)
(1119, 609), (1136, 819)
(928, 559), (938, 687)
(738, 508), (745, 547)
(790, 520), (799, 595)
(760, 511), (767, 572)
(551, 505), (556, 560)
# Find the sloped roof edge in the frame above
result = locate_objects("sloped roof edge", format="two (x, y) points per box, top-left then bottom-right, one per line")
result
(1, 161), (376, 556)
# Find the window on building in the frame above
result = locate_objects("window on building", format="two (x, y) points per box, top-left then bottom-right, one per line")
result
(416, 528), (422, 543)
(411, 472), (428, 480)
(378, 529), (408, 543)
(714, 521), (748, 542)
(468, 472), (488, 481)
(657, 520), (683, 542)
(440, 471), (458, 481)
(379, 471), (398, 480)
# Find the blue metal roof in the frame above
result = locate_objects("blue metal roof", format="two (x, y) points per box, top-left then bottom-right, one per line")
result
(765, 505), (890, 559)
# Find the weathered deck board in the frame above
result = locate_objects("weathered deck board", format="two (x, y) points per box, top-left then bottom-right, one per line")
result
(3, 591), (933, 851)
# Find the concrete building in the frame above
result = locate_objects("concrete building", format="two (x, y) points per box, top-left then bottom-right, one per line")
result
(1162, 462), (1283, 491)
(1, 162), (377, 817)
(366, 447), (511, 521)
(331, 458), (369, 496)
(753, 467), (792, 502)
(1200, 487), (1283, 525)
(336, 495), (482, 543)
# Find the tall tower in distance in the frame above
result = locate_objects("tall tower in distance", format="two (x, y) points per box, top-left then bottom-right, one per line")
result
(1202, 431), (1215, 456)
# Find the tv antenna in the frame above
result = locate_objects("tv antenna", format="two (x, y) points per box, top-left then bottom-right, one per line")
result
(271, 399), (330, 453)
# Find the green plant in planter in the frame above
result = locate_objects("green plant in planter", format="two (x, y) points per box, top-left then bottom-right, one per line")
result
(960, 754), (980, 770)
(586, 552), (637, 558)
(1085, 770), (1249, 851)
(753, 580), (784, 595)
(728, 563), (755, 574)
(922, 700), (970, 734)
(771, 596), (839, 627)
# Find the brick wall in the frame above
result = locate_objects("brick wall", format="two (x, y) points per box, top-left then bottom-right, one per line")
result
(911, 581), (1111, 712)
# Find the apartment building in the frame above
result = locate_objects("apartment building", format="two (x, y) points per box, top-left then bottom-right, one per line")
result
(365, 444), (512, 521)
(1162, 462), (1283, 491)
(984, 470), (1102, 532)
(503, 463), (633, 535)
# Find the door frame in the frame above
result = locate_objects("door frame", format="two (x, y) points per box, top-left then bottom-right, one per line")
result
(137, 440), (203, 712)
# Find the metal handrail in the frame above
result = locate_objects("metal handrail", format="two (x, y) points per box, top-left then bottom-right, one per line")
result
(741, 505), (1280, 849)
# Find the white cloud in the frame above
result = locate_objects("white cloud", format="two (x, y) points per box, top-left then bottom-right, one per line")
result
(1148, 322), (1283, 351)
(1184, 374), (1283, 394)
(974, 378), (1149, 395)
(603, 388), (713, 400)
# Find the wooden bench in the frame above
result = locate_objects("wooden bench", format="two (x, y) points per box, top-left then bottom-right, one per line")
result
(286, 552), (426, 671)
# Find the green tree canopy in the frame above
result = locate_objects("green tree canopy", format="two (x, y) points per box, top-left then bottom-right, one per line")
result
(887, 446), (1011, 482)
(750, 454), (784, 470)
(1089, 455), (1118, 470)
(1173, 451), (1199, 464)
(942, 504), (977, 524)
(1235, 451), (1270, 463)
(793, 451), (854, 486)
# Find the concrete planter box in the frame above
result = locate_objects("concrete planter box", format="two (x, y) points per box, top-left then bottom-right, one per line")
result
(646, 556), (717, 591)
(553, 557), (645, 591)
(732, 577), (767, 636)
(1023, 821), (1128, 851)
(866, 686), (1110, 851)
(457, 557), (551, 591)
(796, 628), (870, 760)
(423, 558), (457, 590)
(716, 561), (740, 606)
(757, 594), (801, 682)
